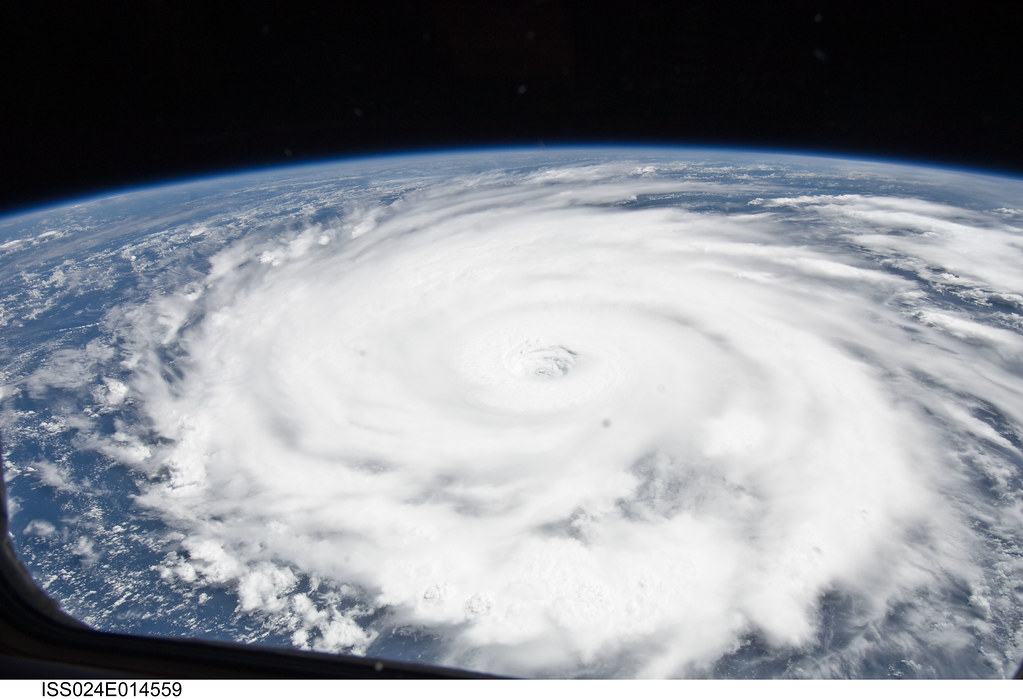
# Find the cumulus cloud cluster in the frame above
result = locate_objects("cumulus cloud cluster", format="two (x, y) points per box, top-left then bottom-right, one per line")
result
(2, 151), (1022, 677)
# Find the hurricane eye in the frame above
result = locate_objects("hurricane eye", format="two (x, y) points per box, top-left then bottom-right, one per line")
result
(512, 345), (577, 378)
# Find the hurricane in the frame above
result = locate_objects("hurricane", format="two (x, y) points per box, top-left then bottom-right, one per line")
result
(1, 149), (1021, 678)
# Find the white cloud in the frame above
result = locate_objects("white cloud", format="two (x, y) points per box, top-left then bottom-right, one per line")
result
(31, 460), (75, 492)
(22, 519), (57, 538)
(72, 536), (99, 567)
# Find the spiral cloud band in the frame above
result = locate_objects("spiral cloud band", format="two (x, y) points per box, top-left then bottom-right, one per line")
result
(2, 150), (1022, 677)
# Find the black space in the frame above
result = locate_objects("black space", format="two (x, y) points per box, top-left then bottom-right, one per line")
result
(2, 1), (1022, 213)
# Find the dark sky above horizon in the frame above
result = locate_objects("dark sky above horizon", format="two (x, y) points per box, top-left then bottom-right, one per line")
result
(2, 1), (1022, 212)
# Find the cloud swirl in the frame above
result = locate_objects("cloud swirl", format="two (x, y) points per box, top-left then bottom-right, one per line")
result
(2, 151), (1022, 677)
